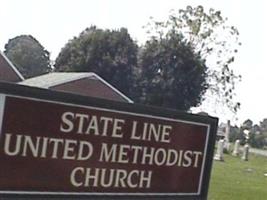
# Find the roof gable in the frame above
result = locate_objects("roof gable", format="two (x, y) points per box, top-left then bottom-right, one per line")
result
(20, 72), (133, 103)
(0, 51), (24, 82)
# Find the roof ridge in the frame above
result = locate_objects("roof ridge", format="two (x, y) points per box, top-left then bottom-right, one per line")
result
(19, 72), (133, 103)
(20, 72), (95, 88)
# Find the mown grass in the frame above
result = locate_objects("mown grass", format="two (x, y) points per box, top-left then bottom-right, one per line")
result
(208, 153), (267, 200)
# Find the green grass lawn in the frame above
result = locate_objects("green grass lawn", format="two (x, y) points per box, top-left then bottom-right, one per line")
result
(208, 154), (267, 200)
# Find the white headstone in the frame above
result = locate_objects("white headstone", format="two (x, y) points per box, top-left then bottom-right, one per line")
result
(232, 139), (240, 156)
(242, 144), (249, 161)
(214, 139), (224, 161)
(225, 120), (230, 143)
(223, 120), (231, 152)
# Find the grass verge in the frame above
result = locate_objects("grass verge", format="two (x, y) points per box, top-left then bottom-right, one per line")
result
(208, 154), (267, 200)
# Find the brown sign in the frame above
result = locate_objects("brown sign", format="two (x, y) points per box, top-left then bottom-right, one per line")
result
(0, 82), (218, 199)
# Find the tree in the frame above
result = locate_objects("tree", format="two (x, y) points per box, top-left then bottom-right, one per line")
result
(144, 5), (241, 113)
(229, 125), (241, 143)
(260, 118), (267, 132)
(4, 35), (51, 78)
(249, 133), (267, 149)
(135, 31), (208, 110)
(242, 119), (253, 130)
(55, 26), (138, 96)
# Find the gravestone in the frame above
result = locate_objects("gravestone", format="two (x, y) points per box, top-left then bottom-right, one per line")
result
(232, 139), (240, 156)
(214, 139), (224, 161)
(223, 120), (231, 152)
(242, 144), (249, 161)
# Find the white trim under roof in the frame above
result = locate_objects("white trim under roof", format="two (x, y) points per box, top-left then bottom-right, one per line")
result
(0, 51), (24, 80)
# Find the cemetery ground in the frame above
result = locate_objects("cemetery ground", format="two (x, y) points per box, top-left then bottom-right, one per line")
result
(208, 153), (267, 200)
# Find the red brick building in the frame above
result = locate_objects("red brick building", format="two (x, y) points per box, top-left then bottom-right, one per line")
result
(0, 51), (24, 82)
(0, 51), (132, 103)
(20, 72), (132, 103)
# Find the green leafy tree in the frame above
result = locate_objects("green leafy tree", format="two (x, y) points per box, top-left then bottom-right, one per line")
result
(249, 133), (267, 149)
(242, 119), (253, 130)
(229, 119), (267, 148)
(55, 26), (138, 96)
(4, 35), (51, 78)
(260, 118), (267, 132)
(229, 125), (241, 143)
(135, 31), (208, 110)
(144, 5), (241, 112)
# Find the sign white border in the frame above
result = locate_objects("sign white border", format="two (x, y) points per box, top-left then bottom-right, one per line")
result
(0, 94), (211, 196)
(0, 94), (6, 136)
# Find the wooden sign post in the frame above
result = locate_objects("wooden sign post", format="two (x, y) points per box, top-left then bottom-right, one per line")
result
(0, 82), (218, 200)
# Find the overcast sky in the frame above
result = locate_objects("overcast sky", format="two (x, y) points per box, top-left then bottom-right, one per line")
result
(1, 0), (267, 125)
